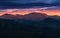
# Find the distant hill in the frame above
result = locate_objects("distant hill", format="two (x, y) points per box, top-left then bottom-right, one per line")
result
(23, 12), (48, 21)
(49, 15), (60, 21)
(41, 18), (60, 27)
(0, 12), (60, 21)
(0, 18), (59, 38)
(0, 14), (16, 19)
(0, 12), (48, 21)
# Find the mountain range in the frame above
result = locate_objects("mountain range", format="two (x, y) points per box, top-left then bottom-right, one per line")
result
(0, 12), (60, 21)
(0, 12), (59, 38)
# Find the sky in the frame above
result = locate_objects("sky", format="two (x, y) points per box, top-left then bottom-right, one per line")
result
(0, 0), (60, 16)
(0, 0), (60, 4)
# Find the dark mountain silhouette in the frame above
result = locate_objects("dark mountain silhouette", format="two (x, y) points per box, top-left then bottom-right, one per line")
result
(43, 17), (59, 22)
(43, 17), (60, 27)
(0, 12), (48, 21)
(0, 12), (60, 21)
(49, 15), (60, 21)
(22, 12), (48, 21)
(0, 14), (24, 19)
(15, 14), (24, 19)
(0, 17), (59, 38)
(0, 13), (16, 19)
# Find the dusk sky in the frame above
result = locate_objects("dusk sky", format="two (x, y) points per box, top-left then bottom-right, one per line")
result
(0, 0), (60, 16)
(0, 0), (59, 37)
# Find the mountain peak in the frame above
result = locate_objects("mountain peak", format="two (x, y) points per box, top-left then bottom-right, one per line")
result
(0, 12), (48, 21)
(1, 13), (14, 16)
(24, 12), (48, 16)
(23, 12), (48, 21)
(0, 13), (16, 19)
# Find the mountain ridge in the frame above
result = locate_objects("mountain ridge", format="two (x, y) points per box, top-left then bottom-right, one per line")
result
(0, 12), (60, 21)
(0, 12), (48, 20)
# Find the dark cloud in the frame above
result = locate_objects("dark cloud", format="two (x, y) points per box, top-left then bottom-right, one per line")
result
(0, 0), (60, 9)
(11, 0), (58, 4)
(0, 0), (59, 4)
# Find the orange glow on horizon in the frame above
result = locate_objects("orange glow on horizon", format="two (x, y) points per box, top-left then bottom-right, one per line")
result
(0, 8), (60, 16)
(41, 9), (60, 16)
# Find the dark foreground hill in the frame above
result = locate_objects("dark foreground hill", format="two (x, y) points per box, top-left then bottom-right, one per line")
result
(0, 18), (59, 38)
